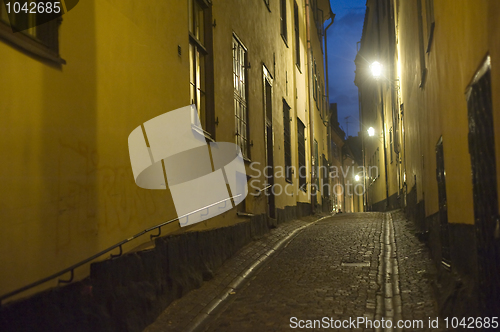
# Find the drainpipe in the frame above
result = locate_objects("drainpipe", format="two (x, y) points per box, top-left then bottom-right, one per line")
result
(305, 0), (316, 213)
(324, 13), (335, 108)
(324, 13), (335, 212)
(376, 0), (390, 209)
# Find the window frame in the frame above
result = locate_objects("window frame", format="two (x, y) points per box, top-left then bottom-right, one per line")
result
(294, 1), (300, 70)
(283, 99), (292, 183)
(189, 0), (215, 139)
(0, 5), (64, 64)
(297, 118), (307, 191)
(425, 0), (435, 53)
(232, 33), (250, 159)
(416, 0), (427, 87)
(263, 0), (271, 12)
(280, 0), (287, 45)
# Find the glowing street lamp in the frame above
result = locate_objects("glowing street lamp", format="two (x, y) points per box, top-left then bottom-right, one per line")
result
(355, 174), (360, 182)
(370, 61), (383, 79)
(367, 127), (375, 137)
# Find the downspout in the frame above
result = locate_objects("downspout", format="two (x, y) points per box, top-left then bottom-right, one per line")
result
(305, 0), (316, 213)
(324, 13), (335, 212)
(324, 14), (335, 108)
(376, 0), (390, 209)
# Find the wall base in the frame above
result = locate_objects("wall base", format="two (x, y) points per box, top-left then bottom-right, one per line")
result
(0, 206), (311, 332)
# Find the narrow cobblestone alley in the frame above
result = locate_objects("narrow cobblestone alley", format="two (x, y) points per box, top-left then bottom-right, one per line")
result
(144, 212), (441, 332)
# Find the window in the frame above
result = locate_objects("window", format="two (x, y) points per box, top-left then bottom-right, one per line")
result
(0, 3), (63, 63)
(280, 0), (287, 43)
(425, 0), (435, 53)
(233, 35), (249, 158)
(189, 0), (208, 131)
(332, 141), (339, 161)
(283, 99), (292, 182)
(390, 128), (393, 163)
(263, 0), (270, 11)
(294, 1), (300, 68)
(297, 118), (306, 190)
(416, 0), (427, 87)
(313, 59), (318, 101)
(314, 139), (319, 189)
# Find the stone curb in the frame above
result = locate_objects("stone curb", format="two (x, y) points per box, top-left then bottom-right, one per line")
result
(184, 214), (333, 332)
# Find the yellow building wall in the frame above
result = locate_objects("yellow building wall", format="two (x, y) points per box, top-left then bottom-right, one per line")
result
(0, 0), (191, 300)
(0, 0), (332, 302)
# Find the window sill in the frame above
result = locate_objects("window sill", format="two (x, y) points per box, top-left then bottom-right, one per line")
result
(192, 124), (215, 142)
(263, 1), (271, 12)
(0, 21), (65, 66)
(281, 34), (288, 48)
(237, 212), (255, 218)
(426, 22), (435, 54)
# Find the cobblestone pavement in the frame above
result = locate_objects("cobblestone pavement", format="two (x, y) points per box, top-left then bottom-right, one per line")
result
(144, 212), (442, 332)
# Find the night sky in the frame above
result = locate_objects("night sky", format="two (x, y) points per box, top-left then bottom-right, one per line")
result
(327, 0), (366, 137)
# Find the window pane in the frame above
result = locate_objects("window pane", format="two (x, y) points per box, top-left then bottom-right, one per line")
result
(188, 0), (194, 34)
(197, 1), (205, 44)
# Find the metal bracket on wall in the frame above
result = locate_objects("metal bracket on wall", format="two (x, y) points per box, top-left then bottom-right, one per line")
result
(150, 228), (162, 241)
(58, 269), (74, 285)
(110, 244), (123, 258)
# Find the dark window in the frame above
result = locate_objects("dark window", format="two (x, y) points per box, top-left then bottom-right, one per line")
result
(390, 127), (393, 163)
(233, 35), (249, 158)
(0, 3), (63, 63)
(189, 0), (208, 131)
(416, 0), (427, 87)
(294, 1), (300, 68)
(297, 118), (306, 190)
(283, 100), (292, 182)
(314, 139), (319, 188)
(313, 59), (318, 101)
(332, 141), (339, 161)
(425, 0), (435, 53)
(280, 0), (287, 42)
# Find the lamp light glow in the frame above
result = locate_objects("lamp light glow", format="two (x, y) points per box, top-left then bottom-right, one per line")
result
(367, 127), (375, 137)
(370, 61), (383, 78)
(355, 175), (360, 182)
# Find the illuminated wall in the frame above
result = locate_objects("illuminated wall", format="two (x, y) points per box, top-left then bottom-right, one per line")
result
(0, 0), (333, 302)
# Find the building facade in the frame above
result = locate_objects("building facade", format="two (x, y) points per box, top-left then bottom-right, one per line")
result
(355, 0), (500, 316)
(0, 0), (335, 329)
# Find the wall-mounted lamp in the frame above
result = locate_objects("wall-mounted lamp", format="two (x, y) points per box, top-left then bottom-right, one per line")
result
(367, 127), (375, 137)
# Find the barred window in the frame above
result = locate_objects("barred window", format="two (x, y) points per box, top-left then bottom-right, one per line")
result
(233, 35), (249, 158)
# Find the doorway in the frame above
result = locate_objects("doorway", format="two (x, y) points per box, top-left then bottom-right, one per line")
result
(467, 57), (500, 314)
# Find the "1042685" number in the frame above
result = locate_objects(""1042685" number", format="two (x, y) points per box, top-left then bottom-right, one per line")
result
(5, 2), (61, 14)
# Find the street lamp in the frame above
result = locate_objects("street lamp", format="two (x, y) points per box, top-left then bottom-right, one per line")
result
(367, 127), (375, 137)
(370, 61), (383, 79)
(355, 174), (360, 182)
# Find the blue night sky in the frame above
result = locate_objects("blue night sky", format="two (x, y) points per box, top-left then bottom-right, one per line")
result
(327, 0), (366, 137)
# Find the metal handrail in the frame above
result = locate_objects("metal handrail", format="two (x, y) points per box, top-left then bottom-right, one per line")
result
(0, 194), (241, 305)
(255, 184), (272, 193)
